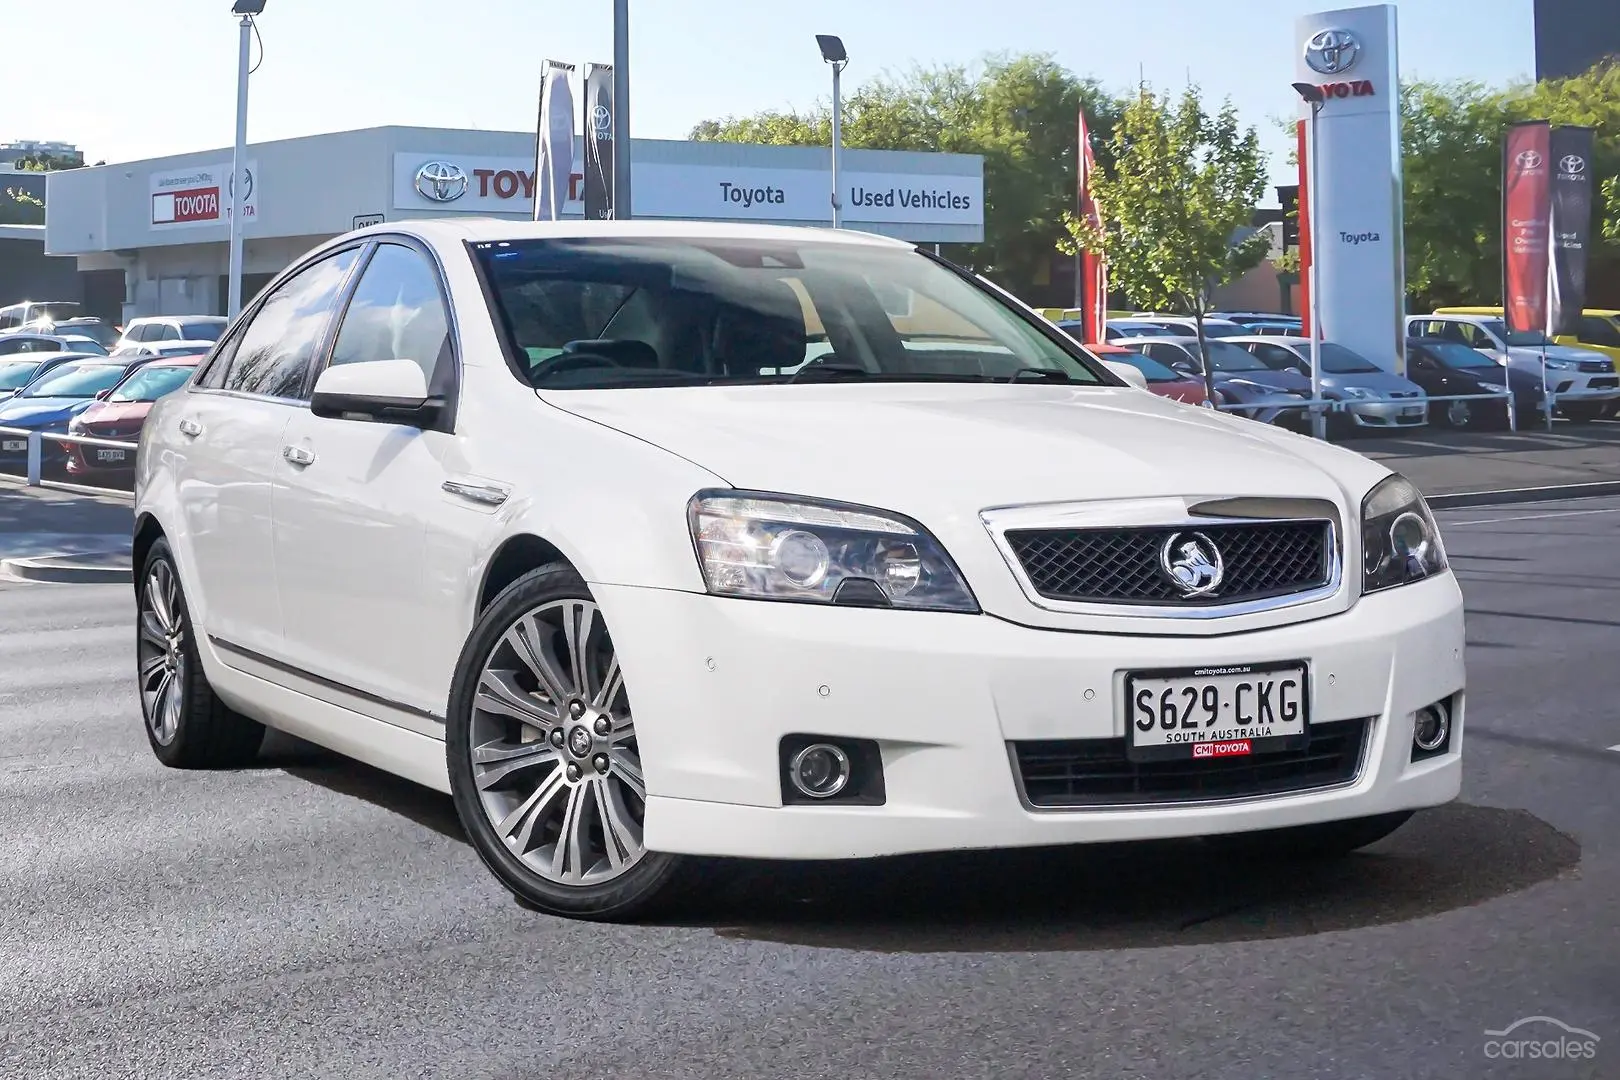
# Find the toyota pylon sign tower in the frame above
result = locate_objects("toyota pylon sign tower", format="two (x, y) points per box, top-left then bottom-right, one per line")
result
(1294, 4), (1406, 374)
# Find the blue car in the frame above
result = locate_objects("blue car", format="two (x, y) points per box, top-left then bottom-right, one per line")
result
(0, 356), (151, 466)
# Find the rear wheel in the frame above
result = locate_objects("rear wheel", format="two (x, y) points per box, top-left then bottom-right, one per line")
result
(137, 539), (266, 768)
(1203, 810), (1415, 861)
(446, 564), (689, 921)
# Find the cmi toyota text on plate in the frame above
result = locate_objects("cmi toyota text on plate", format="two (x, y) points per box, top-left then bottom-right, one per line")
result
(132, 220), (1465, 920)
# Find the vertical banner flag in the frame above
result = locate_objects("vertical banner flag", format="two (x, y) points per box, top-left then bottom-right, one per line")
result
(1076, 107), (1107, 342)
(1547, 125), (1595, 336)
(534, 60), (576, 221)
(582, 63), (615, 220)
(1501, 120), (1552, 336)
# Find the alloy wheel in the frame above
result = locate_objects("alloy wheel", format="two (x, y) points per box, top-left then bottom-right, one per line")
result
(137, 560), (186, 746)
(468, 599), (647, 887)
(1446, 399), (1472, 427)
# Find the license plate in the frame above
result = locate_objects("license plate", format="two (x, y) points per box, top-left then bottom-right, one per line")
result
(1401, 406), (1424, 418)
(1, 439), (23, 452)
(1124, 661), (1310, 762)
(95, 448), (126, 463)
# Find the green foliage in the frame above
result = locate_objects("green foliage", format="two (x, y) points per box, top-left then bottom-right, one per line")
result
(691, 52), (1121, 291)
(1061, 86), (1269, 403)
(15, 152), (82, 172)
(0, 187), (44, 226)
(1401, 59), (1620, 308)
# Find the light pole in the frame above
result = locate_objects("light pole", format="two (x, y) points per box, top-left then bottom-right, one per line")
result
(817, 35), (848, 228)
(1293, 81), (1326, 440)
(226, 0), (264, 318)
(612, 0), (631, 218)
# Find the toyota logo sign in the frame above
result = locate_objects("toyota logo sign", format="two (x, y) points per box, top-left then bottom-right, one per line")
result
(1560, 154), (1586, 174)
(592, 104), (611, 132)
(414, 161), (469, 203)
(1515, 150), (1544, 170)
(1304, 28), (1361, 75)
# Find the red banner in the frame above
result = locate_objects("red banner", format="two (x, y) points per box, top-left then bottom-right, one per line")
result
(1502, 121), (1552, 336)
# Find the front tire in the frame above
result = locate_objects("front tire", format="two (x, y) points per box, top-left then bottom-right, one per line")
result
(1202, 810), (1415, 861)
(446, 563), (688, 921)
(137, 538), (267, 768)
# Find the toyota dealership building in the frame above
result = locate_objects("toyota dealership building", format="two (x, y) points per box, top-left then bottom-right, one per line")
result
(43, 125), (985, 321)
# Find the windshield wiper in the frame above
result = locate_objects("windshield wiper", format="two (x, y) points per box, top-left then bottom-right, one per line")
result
(786, 362), (871, 383)
(1005, 367), (1075, 384)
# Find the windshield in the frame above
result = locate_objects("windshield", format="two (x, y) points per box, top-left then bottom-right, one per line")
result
(1196, 323), (1248, 338)
(0, 360), (41, 390)
(1421, 341), (1499, 369)
(1203, 340), (1270, 372)
(1316, 343), (1381, 374)
(1481, 319), (1553, 347)
(473, 238), (1107, 389)
(22, 363), (124, 399)
(108, 365), (195, 402)
(1113, 351), (1181, 382)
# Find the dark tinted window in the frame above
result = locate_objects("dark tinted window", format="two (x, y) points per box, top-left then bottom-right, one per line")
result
(179, 317), (227, 341)
(221, 248), (360, 399)
(159, 323), (181, 341)
(328, 243), (451, 384)
(1578, 316), (1620, 347)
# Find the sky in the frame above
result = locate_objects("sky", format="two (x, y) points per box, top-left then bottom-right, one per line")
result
(9, 0), (1537, 200)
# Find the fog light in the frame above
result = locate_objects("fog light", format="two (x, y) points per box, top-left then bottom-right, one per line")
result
(1413, 701), (1450, 753)
(788, 743), (851, 799)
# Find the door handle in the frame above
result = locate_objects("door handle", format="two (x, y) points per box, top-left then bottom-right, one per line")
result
(178, 418), (202, 438)
(282, 445), (315, 467)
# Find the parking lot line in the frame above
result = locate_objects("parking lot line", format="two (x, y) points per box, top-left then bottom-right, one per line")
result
(1446, 506), (1620, 527)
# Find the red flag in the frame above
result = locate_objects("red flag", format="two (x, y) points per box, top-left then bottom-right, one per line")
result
(1501, 120), (1552, 336)
(1077, 107), (1107, 341)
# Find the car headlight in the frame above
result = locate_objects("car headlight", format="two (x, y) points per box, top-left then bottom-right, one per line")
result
(1361, 474), (1448, 594)
(687, 491), (979, 612)
(1543, 358), (1577, 370)
(1341, 386), (1377, 400)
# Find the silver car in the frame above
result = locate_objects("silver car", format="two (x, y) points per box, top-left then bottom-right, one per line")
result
(1233, 337), (1429, 431)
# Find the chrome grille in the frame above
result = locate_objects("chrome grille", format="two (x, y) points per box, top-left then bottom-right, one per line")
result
(1003, 520), (1332, 606)
(1578, 360), (1612, 373)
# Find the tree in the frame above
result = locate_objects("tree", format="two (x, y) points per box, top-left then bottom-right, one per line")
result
(1061, 85), (1270, 404)
(15, 151), (83, 172)
(690, 53), (1121, 296)
(1399, 60), (1620, 309)
(0, 187), (44, 226)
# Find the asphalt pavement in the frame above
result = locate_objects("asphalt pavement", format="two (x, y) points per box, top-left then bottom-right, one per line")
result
(1, 495), (1618, 1079)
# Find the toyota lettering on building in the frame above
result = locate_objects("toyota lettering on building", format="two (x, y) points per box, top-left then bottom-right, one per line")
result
(149, 161), (259, 229)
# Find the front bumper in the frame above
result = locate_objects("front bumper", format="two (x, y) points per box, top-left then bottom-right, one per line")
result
(1345, 399), (1429, 427)
(600, 574), (1466, 860)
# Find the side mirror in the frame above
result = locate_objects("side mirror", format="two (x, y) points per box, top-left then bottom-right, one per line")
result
(310, 359), (443, 428)
(94, 389), (111, 400)
(1102, 360), (1149, 389)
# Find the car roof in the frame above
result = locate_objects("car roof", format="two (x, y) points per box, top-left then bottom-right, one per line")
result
(346, 217), (917, 251)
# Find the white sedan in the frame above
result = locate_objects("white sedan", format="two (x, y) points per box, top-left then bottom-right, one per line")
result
(133, 219), (1465, 921)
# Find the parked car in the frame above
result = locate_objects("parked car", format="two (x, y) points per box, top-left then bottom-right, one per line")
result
(1230, 337), (1429, 433)
(0, 300), (82, 332)
(0, 332), (109, 357)
(1433, 305), (1620, 370)
(1085, 340), (1211, 406)
(0, 351), (99, 402)
(48, 317), (123, 350)
(1404, 337), (1544, 428)
(1125, 336), (1313, 428)
(63, 357), (201, 479)
(1243, 320), (1307, 336)
(114, 315), (228, 351)
(111, 341), (216, 361)
(0, 356), (152, 467)
(1405, 314), (1617, 422)
(1100, 319), (1181, 341)
(133, 220), (1464, 922)
(1211, 312), (1302, 329)
(1128, 314), (1250, 338)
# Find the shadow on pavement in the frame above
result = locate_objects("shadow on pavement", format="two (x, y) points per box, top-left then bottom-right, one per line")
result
(267, 745), (1580, 953)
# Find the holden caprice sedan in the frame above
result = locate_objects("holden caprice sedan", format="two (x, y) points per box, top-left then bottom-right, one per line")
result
(133, 220), (1465, 921)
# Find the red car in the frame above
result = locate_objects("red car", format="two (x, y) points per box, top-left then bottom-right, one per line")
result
(63, 357), (199, 479)
(1087, 341), (1212, 406)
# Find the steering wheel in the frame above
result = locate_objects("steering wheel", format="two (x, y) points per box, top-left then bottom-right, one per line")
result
(528, 350), (630, 381)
